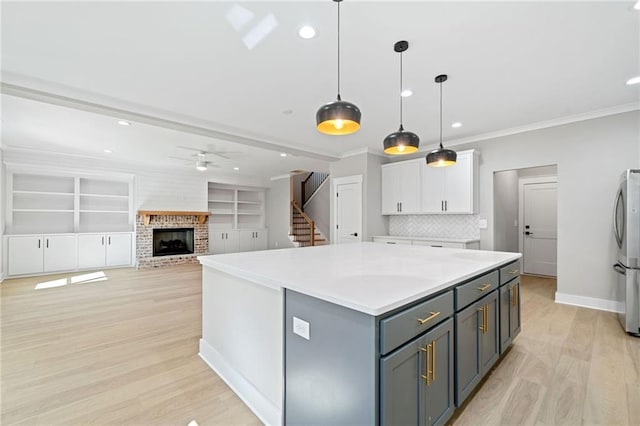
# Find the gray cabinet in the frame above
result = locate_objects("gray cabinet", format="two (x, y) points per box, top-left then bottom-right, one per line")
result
(500, 278), (521, 354)
(455, 291), (499, 406)
(381, 318), (455, 426)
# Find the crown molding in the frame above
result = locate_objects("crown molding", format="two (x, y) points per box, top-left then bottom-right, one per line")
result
(340, 147), (387, 159)
(441, 102), (640, 150)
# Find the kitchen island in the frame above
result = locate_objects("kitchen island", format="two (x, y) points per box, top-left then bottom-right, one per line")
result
(198, 242), (521, 425)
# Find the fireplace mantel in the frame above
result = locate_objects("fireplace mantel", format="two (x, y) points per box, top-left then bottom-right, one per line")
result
(137, 210), (211, 225)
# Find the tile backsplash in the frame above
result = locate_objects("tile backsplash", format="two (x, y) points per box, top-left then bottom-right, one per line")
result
(389, 215), (480, 239)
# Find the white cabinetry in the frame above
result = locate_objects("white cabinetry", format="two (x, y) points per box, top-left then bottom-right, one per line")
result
(78, 233), (133, 269)
(8, 235), (77, 276)
(381, 160), (421, 215)
(207, 183), (267, 254)
(239, 229), (268, 252)
(372, 236), (479, 249)
(421, 150), (478, 214)
(209, 229), (239, 255)
(5, 169), (135, 276)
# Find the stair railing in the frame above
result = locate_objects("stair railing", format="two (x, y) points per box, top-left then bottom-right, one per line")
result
(291, 200), (315, 246)
(301, 172), (329, 210)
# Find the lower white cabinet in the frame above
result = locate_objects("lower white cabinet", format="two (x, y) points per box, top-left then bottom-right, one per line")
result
(239, 229), (268, 252)
(373, 236), (479, 249)
(8, 235), (77, 276)
(78, 233), (132, 269)
(209, 228), (267, 254)
(209, 230), (240, 254)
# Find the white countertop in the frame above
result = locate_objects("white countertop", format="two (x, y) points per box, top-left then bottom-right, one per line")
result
(372, 235), (480, 243)
(198, 242), (520, 316)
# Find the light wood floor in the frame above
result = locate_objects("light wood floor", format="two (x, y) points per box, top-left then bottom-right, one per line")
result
(1, 267), (638, 425)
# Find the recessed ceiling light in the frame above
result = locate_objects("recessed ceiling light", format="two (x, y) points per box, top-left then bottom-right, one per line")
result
(233, 167), (240, 171)
(634, 1), (640, 10)
(626, 76), (640, 85)
(280, 153), (288, 157)
(117, 120), (131, 126)
(298, 25), (316, 39)
(400, 89), (413, 97)
(451, 122), (463, 128)
(103, 149), (112, 153)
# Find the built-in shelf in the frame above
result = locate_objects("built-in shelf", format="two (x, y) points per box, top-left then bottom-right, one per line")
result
(137, 210), (211, 226)
(6, 170), (134, 235)
(208, 183), (265, 230)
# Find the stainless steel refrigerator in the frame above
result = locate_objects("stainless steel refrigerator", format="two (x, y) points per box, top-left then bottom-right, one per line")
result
(613, 169), (640, 336)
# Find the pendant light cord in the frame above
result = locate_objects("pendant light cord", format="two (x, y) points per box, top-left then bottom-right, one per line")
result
(399, 50), (403, 130)
(336, 1), (341, 100)
(439, 79), (443, 149)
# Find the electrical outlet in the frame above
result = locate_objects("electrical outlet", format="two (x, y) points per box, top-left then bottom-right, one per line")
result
(479, 219), (488, 230)
(293, 316), (310, 340)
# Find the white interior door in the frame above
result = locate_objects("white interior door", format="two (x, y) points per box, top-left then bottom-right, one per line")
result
(523, 182), (557, 276)
(335, 179), (362, 244)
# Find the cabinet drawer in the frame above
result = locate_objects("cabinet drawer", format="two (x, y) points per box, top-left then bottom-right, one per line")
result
(373, 237), (412, 245)
(412, 240), (465, 249)
(380, 291), (453, 355)
(455, 271), (499, 310)
(499, 260), (521, 286)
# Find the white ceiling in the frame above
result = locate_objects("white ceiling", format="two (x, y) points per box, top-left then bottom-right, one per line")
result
(1, 1), (639, 178)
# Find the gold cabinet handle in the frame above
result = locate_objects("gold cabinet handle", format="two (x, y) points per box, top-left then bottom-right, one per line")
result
(476, 283), (492, 292)
(478, 306), (485, 333)
(431, 340), (436, 382)
(485, 304), (489, 333)
(417, 311), (441, 325)
(507, 268), (520, 275)
(478, 305), (488, 334)
(420, 344), (432, 385)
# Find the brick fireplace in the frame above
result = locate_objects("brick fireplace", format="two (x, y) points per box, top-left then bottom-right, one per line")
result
(135, 211), (210, 269)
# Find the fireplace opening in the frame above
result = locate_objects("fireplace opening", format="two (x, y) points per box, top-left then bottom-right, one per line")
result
(153, 228), (194, 257)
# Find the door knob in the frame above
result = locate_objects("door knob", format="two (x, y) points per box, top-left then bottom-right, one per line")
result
(525, 231), (533, 235)
(350, 232), (358, 237)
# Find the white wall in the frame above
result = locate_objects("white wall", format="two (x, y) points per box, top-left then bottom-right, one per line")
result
(265, 177), (294, 250)
(494, 170), (519, 252)
(329, 152), (389, 242)
(304, 178), (330, 242)
(0, 149), (4, 281)
(457, 111), (639, 306)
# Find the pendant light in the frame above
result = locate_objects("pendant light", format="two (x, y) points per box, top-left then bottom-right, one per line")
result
(316, 0), (361, 135)
(383, 40), (419, 155)
(426, 74), (457, 167)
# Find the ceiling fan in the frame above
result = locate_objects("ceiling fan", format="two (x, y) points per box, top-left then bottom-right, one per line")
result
(176, 145), (242, 160)
(169, 152), (225, 171)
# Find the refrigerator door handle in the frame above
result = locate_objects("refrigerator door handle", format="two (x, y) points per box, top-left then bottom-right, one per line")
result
(613, 263), (627, 276)
(613, 188), (624, 249)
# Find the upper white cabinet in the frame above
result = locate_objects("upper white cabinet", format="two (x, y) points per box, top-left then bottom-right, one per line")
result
(381, 159), (422, 215)
(421, 150), (479, 214)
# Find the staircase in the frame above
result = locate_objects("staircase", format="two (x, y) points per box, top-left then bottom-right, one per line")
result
(289, 201), (327, 248)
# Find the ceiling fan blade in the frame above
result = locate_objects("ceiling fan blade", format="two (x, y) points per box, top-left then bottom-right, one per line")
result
(168, 156), (193, 163)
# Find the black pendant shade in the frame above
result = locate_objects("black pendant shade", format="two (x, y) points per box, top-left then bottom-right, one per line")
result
(383, 125), (420, 155)
(316, 0), (361, 135)
(426, 147), (457, 167)
(384, 40), (419, 155)
(426, 74), (457, 167)
(316, 95), (361, 135)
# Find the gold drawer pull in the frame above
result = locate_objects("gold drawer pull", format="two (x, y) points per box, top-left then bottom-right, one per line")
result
(476, 283), (492, 292)
(507, 268), (520, 275)
(417, 311), (441, 325)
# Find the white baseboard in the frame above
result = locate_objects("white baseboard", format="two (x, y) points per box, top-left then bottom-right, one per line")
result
(199, 339), (281, 426)
(555, 292), (622, 313)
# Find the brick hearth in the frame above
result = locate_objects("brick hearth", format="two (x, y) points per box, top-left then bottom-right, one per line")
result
(136, 213), (208, 269)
